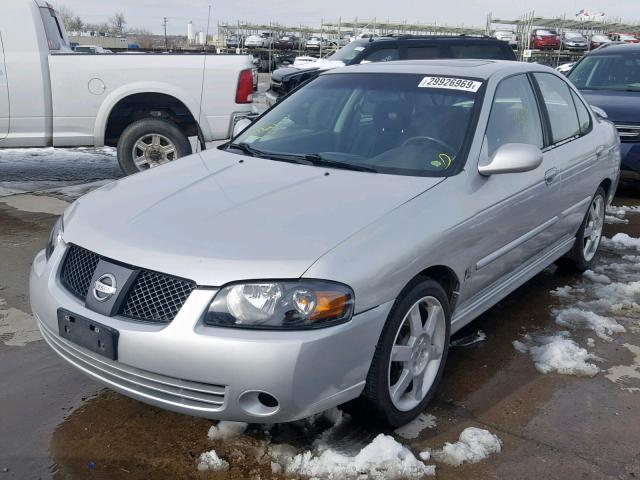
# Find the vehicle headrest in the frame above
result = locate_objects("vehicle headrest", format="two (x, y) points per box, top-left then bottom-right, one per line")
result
(373, 99), (412, 132)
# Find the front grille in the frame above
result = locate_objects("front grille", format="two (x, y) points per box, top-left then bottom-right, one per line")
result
(61, 246), (100, 299)
(615, 124), (640, 143)
(60, 245), (196, 324)
(120, 271), (196, 323)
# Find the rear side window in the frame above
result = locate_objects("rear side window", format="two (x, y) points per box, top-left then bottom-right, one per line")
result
(407, 46), (439, 59)
(39, 7), (68, 50)
(485, 74), (543, 156)
(451, 44), (512, 60)
(534, 73), (581, 144)
(363, 48), (399, 62)
(570, 90), (592, 135)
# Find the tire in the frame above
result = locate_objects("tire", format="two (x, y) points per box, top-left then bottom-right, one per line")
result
(116, 118), (192, 175)
(353, 278), (451, 427)
(557, 186), (606, 272)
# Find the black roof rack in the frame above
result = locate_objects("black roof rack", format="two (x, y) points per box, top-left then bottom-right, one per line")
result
(379, 33), (495, 40)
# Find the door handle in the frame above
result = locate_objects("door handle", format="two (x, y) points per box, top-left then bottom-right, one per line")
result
(596, 145), (606, 158)
(544, 168), (559, 185)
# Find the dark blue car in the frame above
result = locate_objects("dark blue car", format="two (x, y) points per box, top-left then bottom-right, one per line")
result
(568, 44), (640, 177)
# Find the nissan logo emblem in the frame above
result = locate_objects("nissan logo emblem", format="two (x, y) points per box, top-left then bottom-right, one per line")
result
(93, 273), (117, 302)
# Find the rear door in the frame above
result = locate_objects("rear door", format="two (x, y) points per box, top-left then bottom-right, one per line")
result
(531, 72), (602, 237)
(0, 32), (9, 140)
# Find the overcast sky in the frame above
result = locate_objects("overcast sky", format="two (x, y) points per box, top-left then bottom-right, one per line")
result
(52, 0), (640, 36)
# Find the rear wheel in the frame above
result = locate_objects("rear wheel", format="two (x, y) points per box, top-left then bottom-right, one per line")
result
(557, 186), (606, 272)
(355, 279), (451, 427)
(116, 118), (192, 175)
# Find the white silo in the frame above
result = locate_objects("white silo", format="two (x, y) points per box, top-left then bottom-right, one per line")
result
(197, 31), (206, 45)
(187, 21), (195, 44)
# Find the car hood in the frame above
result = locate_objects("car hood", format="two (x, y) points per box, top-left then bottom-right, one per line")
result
(64, 150), (443, 286)
(580, 90), (640, 123)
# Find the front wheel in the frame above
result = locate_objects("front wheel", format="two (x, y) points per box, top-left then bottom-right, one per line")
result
(356, 278), (451, 427)
(557, 186), (606, 272)
(116, 118), (192, 175)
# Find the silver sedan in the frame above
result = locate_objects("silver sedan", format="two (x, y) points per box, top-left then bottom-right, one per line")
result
(31, 60), (620, 427)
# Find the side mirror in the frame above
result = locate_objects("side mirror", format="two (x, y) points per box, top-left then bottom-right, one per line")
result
(590, 105), (608, 119)
(478, 143), (543, 176)
(232, 118), (253, 137)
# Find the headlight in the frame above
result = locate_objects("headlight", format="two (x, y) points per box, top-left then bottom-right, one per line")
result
(205, 280), (354, 330)
(45, 216), (64, 261)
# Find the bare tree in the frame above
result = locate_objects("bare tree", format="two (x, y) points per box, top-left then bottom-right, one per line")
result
(109, 12), (127, 35)
(56, 5), (83, 32)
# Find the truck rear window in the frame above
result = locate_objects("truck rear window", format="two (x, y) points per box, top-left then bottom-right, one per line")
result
(39, 7), (68, 50)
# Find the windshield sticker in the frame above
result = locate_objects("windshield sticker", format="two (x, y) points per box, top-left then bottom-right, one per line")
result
(418, 77), (482, 92)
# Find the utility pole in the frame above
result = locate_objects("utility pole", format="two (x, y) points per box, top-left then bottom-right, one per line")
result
(162, 17), (168, 49)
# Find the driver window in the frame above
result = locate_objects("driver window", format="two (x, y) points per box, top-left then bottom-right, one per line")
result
(485, 74), (543, 157)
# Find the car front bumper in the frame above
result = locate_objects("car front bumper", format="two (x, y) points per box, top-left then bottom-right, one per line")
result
(621, 142), (640, 173)
(30, 244), (391, 423)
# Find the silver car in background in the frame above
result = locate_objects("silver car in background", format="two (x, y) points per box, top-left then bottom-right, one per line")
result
(31, 60), (620, 427)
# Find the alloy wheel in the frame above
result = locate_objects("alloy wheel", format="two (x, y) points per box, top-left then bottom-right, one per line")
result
(387, 295), (447, 412)
(132, 133), (177, 171)
(583, 195), (605, 262)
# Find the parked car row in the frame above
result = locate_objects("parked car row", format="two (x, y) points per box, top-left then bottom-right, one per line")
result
(493, 28), (639, 51)
(267, 35), (518, 106)
(226, 33), (361, 51)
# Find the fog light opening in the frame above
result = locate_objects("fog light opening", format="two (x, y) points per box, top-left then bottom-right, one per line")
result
(238, 390), (280, 417)
(258, 392), (278, 408)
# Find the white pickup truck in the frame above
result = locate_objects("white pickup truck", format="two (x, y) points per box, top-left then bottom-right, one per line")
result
(0, 0), (256, 174)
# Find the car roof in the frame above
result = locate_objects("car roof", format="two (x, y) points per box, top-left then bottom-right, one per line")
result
(589, 43), (640, 55)
(325, 59), (555, 80)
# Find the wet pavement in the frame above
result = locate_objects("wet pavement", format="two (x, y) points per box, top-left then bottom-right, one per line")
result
(1, 147), (640, 479)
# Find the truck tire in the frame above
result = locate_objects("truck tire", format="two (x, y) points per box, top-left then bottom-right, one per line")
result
(117, 118), (192, 175)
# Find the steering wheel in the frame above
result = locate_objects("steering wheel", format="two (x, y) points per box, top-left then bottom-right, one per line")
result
(402, 136), (456, 154)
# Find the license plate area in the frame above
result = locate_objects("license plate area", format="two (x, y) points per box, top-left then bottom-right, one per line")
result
(57, 309), (119, 360)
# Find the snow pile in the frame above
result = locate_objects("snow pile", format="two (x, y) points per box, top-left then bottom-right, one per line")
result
(395, 413), (437, 440)
(554, 308), (625, 341)
(551, 285), (584, 298)
(583, 270), (611, 284)
(514, 332), (600, 377)
(268, 434), (435, 479)
(207, 421), (248, 440)
(602, 233), (640, 251)
(196, 449), (229, 471)
(605, 215), (629, 225)
(606, 205), (640, 216)
(429, 427), (502, 466)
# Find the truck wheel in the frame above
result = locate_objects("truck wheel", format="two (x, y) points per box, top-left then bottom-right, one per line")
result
(353, 278), (451, 427)
(556, 186), (606, 272)
(117, 118), (192, 175)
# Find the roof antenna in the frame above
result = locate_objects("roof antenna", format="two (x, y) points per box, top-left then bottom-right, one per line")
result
(196, 4), (212, 153)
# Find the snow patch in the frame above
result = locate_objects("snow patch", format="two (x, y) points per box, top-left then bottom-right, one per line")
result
(514, 332), (600, 377)
(0, 298), (41, 347)
(554, 307), (625, 341)
(605, 215), (629, 224)
(207, 421), (248, 440)
(268, 434), (435, 479)
(0, 194), (69, 215)
(394, 413), (437, 440)
(429, 427), (502, 466)
(606, 343), (640, 393)
(196, 449), (229, 471)
(602, 233), (640, 251)
(551, 285), (584, 298)
(583, 269), (611, 284)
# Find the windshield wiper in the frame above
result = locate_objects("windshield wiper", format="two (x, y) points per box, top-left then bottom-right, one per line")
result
(227, 142), (314, 165)
(302, 154), (379, 173)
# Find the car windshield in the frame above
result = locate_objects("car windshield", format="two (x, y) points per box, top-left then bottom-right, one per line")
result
(569, 53), (640, 91)
(621, 34), (637, 41)
(328, 41), (367, 64)
(566, 33), (584, 39)
(537, 30), (556, 36)
(229, 73), (481, 177)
